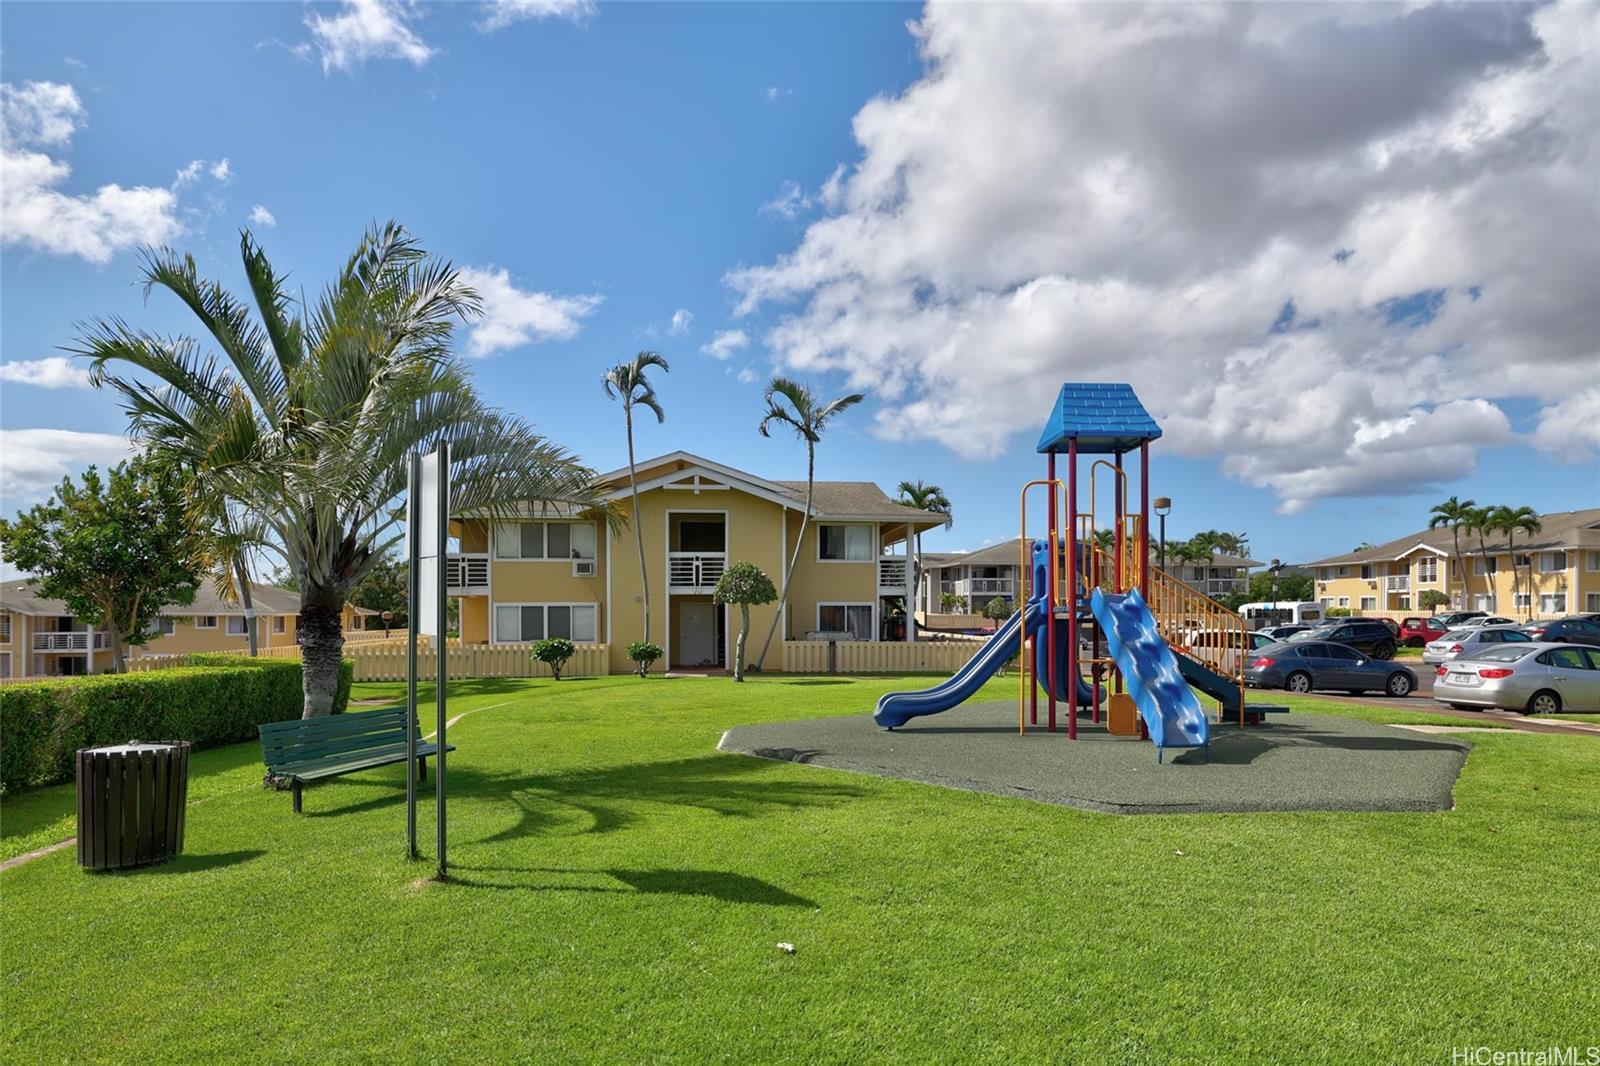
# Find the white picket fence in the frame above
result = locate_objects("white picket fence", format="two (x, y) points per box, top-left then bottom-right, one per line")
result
(782, 639), (985, 675)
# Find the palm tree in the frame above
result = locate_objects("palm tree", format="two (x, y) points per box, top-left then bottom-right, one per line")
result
(751, 378), (863, 669)
(1491, 505), (1542, 620)
(1464, 506), (1498, 611)
(83, 223), (604, 716)
(1427, 496), (1476, 610)
(895, 479), (952, 609)
(603, 352), (669, 644)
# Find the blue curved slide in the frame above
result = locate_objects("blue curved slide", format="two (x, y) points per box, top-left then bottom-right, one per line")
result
(873, 601), (1097, 729)
(1089, 587), (1209, 762)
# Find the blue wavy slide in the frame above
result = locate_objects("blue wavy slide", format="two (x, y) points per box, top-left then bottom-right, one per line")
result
(1088, 587), (1210, 762)
(873, 601), (1097, 729)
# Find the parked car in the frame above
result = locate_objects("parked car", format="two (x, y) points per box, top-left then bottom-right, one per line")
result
(1455, 615), (1517, 628)
(1434, 610), (1488, 628)
(1432, 642), (1600, 714)
(1519, 617), (1600, 647)
(1376, 617), (1402, 637)
(1258, 624), (1312, 641)
(1287, 620), (1398, 659)
(1398, 616), (1452, 647)
(1422, 625), (1533, 665)
(1178, 629), (1278, 675)
(1245, 641), (1417, 697)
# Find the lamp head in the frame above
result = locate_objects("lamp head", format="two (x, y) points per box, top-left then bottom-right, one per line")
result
(1153, 497), (1171, 517)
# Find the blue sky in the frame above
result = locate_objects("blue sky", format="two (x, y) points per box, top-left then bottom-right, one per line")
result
(2, 2), (1595, 571)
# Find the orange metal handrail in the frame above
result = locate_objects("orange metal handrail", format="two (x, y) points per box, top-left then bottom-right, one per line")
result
(1018, 479), (1066, 734)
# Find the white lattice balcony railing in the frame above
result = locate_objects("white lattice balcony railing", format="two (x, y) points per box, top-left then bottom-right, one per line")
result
(669, 552), (726, 590)
(961, 578), (1013, 596)
(447, 553), (490, 593)
(34, 631), (110, 651)
(878, 557), (908, 590)
(1385, 575), (1411, 592)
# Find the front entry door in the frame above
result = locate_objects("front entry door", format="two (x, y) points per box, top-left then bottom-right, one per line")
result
(679, 604), (716, 667)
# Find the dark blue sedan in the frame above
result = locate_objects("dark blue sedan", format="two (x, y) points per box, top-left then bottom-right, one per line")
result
(1243, 641), (1418, 697)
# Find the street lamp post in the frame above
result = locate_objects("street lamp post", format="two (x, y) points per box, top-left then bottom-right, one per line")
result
(1154, 497), (1172, 570)
(382, 610), (394, 639)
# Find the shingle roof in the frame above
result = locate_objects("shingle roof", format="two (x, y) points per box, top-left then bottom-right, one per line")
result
(1035, 383), (1163, 455)
(773, 481), (949, 525)
(922, 540), (1026, 568)
(1, 579), (301, 617)
(1304, 508), (1600, 567)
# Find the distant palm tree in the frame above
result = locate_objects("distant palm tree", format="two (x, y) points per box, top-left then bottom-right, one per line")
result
(1464, 506), (1498, 612)
(1427, 496), (1476, 610)
(895, 479), (952, 608)
(1492, 505), (1542, 620)
(85, 223), (603, 716)
(603, 352), (669, 644)
(752, 378), (863, 668)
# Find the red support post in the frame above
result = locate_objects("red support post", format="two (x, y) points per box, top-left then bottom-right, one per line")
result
(1046, 452), (1058, 733)
(1066, 440), (1077, 740)
(1113, 451), (1125, 700)
(1140, 442), (1150, 593)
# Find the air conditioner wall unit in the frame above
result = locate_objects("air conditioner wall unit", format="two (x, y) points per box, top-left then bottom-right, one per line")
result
(572, 559), (597, 577)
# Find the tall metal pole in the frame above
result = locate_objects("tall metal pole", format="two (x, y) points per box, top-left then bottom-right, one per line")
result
(434, 441), (450, 881)
(405, 454), (420, 859)
(1046, 452), (1058, 733)
(1066, 440), (1078, 740)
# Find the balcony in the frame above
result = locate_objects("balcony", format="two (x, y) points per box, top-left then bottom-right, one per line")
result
(33, 631), (110, 652)
(878, 556), (908, 593)
(956, 578), (1014, 598)
(1385, 575), (1411, 592)
(447, 553), (490, 595)
(669, 551), (726, 593)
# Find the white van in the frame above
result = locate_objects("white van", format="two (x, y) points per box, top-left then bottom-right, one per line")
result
(1238, 601), (1325, 628)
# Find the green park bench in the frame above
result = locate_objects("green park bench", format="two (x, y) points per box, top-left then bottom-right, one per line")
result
(259, 707), (453, 814)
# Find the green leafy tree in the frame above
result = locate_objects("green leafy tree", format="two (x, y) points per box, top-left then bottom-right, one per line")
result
(627, 640), (663, 678)
(939, 592), (967, 614)
(713, 560), (778, 682)
(603, 352), (669, 644)
(348, 552), (408, 629)
(1419, 589), (1450, 613)
(531, 637), (576, 680)
(1427, 496), (1476, 610)
(0, 459), (202, 671)
(752, 378), (864, 668)
(1242, 570), (1313, 604)
(981, 596), (1011, 622)
(1326, 606), (1353, 618)
(82, 223), (604, 716)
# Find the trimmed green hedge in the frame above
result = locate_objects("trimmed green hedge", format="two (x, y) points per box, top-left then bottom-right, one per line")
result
(0, 655), (353, 794)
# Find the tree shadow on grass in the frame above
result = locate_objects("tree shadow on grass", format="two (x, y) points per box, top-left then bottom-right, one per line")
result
(775, 679), (853, 687)
(446, 865), (817, 907)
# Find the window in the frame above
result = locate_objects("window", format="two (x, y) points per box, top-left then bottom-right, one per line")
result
(493, 603), (597, 643)
(1588, 551), (1600, 572)
(817, 603), (874, 639)
(1319, 567), (1334, 581)
(0, 651), (9, 678)
(1336, 566), (1350, 578)
(1538, 647), (1590, 671)
(1539, 551), (1567, 573)
(1473, 594), (1493, 610)
(494, 521), (597, 560)
(0, 614), (9, 642)
(226, 617), (248, 635)
(155, 618), (176, 636)
(195, 616), (218, 629)
(1539, 593), (1566, 614)
(1450, 559), (1460, 578)
(1513, 553), (1532, 569)
(1514, 594), (1531, 611)
(1359, 597), (1377, 610)
(1588, 593), (1600, 612)
(273, 616), (287, 634)
(1397, 596), (1411, 610)
(1324, 645), (1361, 661)
(818, 524), (873, 562)
(1416, 557), (1438, 583)
(1359, 565), (1374, 580)
(1474, 557), (1498, 576)
(1337, 597), (1349, 607)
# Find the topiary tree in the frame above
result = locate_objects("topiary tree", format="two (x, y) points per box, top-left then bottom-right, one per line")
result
(1327, 606), (1352, 617)
(713, 561), (778, 682)
(981, 597), (1011, 622)
(627, 640), (663, 678)
(531, 637), (576, 680)
(1418, 589), (1450, 613)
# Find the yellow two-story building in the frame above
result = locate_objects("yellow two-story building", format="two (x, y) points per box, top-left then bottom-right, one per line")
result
(1306, 507), (1600, 621)
(449, 451), (949, 674)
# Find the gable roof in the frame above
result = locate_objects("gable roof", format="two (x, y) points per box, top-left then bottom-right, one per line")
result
(1304, 508), (1600, 567)
(1036, 383), (1163, 455)
(922, 541), (1025, 569)
(1, 579), (301, 618)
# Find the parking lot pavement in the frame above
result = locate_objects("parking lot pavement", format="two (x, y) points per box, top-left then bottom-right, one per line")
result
(1284, 688), (1600, 737)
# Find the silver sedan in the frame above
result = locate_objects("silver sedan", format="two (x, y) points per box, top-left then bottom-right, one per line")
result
(1432, 642), (1600, 714)
(1421, 625), (1533, 665)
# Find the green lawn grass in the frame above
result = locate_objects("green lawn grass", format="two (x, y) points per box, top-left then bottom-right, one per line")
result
(3, 674), (1597, 1062)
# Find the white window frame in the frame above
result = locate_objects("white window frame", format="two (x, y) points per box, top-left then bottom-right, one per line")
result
(494, 521), (598, 562)
(273, 616), (287, 634)
(816, 602), (875, 640)
(226, 616), (248, 636)
(492, 602), (598, 645)
(1538, 551), (1567, 574)
(1538, 593), (1566, 614)
(1336, 566), (1349, 578)
(1416, 557), (1438, 583)
(195, 615), (218, 630)
(1473, 594), (1493, 610)
(1587, 551), (1600, 572)
(1586, 592), (1600, 612)
(816, 523), (876, 563)
(1474, 557), (1498, 576)
(0, 614), (10, 642)
(155, 617), (177, 636)
(0, 650), (10, 678)
(1359, 596), (1377, 611)
(1513, 593), (1531, 611)
(1337, 597), (1350, 608)
(1359, 565), (1374, 580)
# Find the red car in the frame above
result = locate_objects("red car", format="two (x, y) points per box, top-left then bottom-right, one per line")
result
(1398, 616), (1451, 647)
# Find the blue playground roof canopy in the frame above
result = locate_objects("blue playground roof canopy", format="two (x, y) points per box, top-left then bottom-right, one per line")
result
(1035, 382), (1163, 455)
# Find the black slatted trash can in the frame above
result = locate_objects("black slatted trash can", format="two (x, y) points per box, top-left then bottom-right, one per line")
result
(76, 741), (190, 871)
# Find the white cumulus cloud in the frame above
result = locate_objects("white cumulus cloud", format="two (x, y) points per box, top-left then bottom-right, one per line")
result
(1, 81), (184, 264)
(1529, 388), (1600, 464)
(0, 357), (91, 389)
(668, 308), (693, 336)
(701, 329), (749, 360)
(248, 204), (277, 227)
(305, 0), (433, 73)
(729, 3), (1600, 512)
(478, 0), (595, 31)
(0, 429), (134, 509)
(457, 266), (602, 357)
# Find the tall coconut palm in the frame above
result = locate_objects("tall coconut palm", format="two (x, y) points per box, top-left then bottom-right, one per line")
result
(751, 378), (863, 669)
(1491, 505), (1542, 620)
(1464, 506), (1498, 611)
(895, 479), (952, 609)
(603, 352), (669, 644)
(82, 223), (604, 716)
(1428, 496), (1476, 610)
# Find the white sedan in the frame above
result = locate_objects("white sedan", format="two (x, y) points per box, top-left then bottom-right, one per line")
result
(1422, 625), (1534, 665)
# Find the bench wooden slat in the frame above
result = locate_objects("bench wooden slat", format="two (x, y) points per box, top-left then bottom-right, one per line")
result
(273, 741), (448, 781)
(259, 707), (452, 813)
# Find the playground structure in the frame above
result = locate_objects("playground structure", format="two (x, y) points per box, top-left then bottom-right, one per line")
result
(875, 383), (1274, 762)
